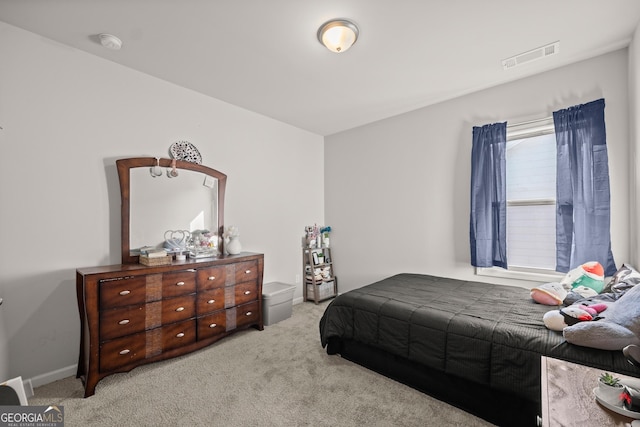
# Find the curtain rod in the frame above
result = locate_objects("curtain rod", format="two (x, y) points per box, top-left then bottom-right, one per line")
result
(507, 116), (553, 129)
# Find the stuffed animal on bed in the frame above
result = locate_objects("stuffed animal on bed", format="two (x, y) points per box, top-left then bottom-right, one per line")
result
(563, 281), (640, 350)
(543, 302), (608, 331)
(531, 261), (605, 305)
(563, 285), (599, 306)
(530, 282), (567, 305)
(560, 261), (605, 293)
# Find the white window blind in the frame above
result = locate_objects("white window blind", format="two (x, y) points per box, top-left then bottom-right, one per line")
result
(506, 130), (556, 270)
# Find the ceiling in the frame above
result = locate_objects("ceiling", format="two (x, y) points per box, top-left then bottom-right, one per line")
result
(1, 1), (640, 136)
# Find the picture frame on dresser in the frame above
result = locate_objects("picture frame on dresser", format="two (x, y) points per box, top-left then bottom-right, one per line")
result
(76, 157), (264, 397)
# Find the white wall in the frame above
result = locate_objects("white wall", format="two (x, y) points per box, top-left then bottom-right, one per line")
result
(325, 49), (631, 293)
(0, 22), (324, 384)
(0, 20), (637, 389)
(631, 21), (640, 267)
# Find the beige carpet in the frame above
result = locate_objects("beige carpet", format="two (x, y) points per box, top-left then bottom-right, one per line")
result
(30, 301), (496, 426)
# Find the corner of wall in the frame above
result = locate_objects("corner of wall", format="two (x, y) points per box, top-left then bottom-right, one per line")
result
(630, 22), (640, 267)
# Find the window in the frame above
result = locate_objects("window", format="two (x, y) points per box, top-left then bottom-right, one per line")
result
(476, 118), (563, 281)
(474, 99), (615, 280)
(506, 129), (556, 271)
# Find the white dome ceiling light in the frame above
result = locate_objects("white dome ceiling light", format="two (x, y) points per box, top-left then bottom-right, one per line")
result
(317, 19), (359, 53)
(99, 33), (123, 50)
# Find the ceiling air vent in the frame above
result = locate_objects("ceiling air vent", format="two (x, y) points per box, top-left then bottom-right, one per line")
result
(502, 41), (560, 70)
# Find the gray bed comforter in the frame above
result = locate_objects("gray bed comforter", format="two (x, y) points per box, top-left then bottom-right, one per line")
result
(319, 273), (638, 402)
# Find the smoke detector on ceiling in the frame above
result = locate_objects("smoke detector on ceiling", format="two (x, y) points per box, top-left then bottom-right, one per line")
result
(99, 33), (123, 50)
(502, 41), (559, 70)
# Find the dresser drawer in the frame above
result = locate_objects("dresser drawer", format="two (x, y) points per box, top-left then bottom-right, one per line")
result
(196, 266), (226, 291)
(235, 260), (258, 283)
(99, 331), (147, 372)
(161, 294), (196, 324)
(234, 281), (258, 306)
(162, 270), (196, 298)
(197, 310), (227, 340)
(100, 276), (148, 309)
(162, 319), (196, 352)
(236, 300), (260, 328)
(196, 288), (225, 315)
(100, 305), (146, 341)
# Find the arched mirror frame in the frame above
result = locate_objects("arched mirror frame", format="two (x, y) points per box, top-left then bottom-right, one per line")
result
(116, 157), (227, 264)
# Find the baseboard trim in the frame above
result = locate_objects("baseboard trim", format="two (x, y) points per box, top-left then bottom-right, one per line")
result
(23, 300), (313, 397)
(24, 299), (311, 396)
(25, 364), (77, 397)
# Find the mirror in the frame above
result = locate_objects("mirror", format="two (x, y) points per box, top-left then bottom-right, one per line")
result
(130, 168), (217, 249)
(117, 157), (226, 264)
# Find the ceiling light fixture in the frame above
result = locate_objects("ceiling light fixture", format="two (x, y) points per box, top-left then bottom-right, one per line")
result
(317, 19), (359, 53)
(99, 33), (123, 50)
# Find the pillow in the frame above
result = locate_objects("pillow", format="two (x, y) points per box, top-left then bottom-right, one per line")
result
(601, 263), (640, 297)
(563, 279), (640, 350)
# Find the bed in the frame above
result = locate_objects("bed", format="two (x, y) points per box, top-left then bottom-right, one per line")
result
(319, 273), (640, 426)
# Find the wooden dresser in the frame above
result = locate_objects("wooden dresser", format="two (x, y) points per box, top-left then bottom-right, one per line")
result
(76, 252), (263, 397)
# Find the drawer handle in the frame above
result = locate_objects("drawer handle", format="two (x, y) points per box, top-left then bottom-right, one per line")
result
(118, 319), (130, 325)
(207, 299), (215, 304)
(176, 307), (185, 312)
(119, 290), (131, 296)
(176, 332), (185, 338)
(208, 276), (216, 281)
(245, 311), (252, 316)
(245, 270), (251, 274)
(244, 290), (251, 295)
(119, 349), (130, 355)
(209, 323), (217, 328)
(176, 281), (185, 286)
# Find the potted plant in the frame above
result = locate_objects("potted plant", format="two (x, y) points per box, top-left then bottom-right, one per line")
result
(598, 372), (624, 405)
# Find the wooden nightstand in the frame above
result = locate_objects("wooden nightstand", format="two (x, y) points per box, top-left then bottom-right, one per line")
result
(541, 356), (637, 426)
